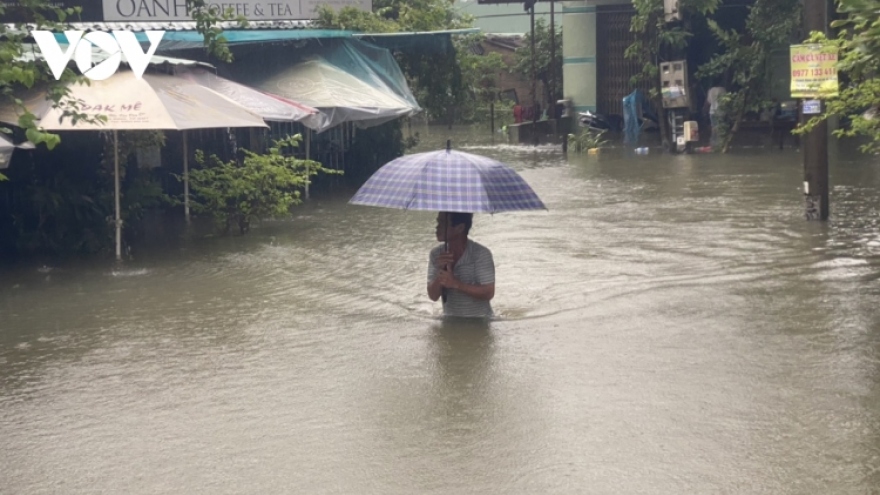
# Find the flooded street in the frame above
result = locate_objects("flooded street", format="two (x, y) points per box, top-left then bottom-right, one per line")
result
(2, 126), (880, 494)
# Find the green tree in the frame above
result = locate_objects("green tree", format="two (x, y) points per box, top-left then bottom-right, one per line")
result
(0, 0), (100, 181)
(188, 135), (341, 235)
(456, 34), (508, 124)
(797, 0), (880, 154)
(184, 0), (249, 63)
(512, 18), (562, 109)
(696, 0), (801, 152)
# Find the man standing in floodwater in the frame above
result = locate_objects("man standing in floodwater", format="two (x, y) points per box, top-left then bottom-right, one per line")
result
(427, 212), (495, 318)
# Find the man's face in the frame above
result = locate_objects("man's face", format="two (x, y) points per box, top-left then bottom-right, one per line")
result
(435, 213), (462, 242)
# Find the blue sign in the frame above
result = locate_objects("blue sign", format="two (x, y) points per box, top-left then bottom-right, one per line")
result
(803, 99), (822, 115)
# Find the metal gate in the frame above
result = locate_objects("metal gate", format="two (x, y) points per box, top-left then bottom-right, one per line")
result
(596, 7), (647, 118)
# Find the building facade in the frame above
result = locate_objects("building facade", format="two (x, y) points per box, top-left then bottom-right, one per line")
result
(562, 0), (637, 115)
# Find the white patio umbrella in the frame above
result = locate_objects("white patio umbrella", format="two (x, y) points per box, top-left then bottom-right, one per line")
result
(0, 69), (267, 260)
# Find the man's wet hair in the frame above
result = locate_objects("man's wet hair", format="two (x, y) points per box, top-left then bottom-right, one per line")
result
(448, 212), (473, 235)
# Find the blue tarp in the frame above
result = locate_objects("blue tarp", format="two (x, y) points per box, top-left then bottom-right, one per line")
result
(623, 89), (658, 144)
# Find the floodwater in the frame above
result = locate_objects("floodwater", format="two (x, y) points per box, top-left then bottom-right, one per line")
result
(1, 127), (879, 494)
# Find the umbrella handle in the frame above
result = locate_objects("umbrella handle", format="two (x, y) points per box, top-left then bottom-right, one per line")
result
(441, 261), (450, 304)
(441, 232), (448, 304)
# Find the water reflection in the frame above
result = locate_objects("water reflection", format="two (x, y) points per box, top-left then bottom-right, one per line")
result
(429, 317), (494, 396)
(427, 318), (495, 441)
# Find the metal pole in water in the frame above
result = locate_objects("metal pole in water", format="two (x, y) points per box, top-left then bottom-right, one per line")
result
(183, 131), (190, 225)
(114, 130), (122, 261)
(530, 4), (538, 145)
(550, 0), (556, 114)
(305, 128), (311, 200)
(802, 0), (830, 221)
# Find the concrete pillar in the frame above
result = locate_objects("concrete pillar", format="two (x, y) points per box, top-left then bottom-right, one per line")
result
(562, 1), (597, 113)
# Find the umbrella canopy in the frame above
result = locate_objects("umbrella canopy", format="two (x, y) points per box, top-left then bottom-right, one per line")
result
(0, 70), (267, 131)
(349, 147), (546, 213)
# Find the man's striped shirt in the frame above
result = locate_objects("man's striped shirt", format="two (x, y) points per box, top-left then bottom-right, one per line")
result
(428, 239), (495, 318)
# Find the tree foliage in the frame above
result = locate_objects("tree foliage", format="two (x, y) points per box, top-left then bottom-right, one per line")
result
(188, 135), (340, 235)
(456, 34), (508, 123)
(626, 0), (719, 93)
(185, 0), (249, 63)
(796, 0), (880, 154)
(513, 18), (562, 108)
(696, 0), (801, 152)
(0, 0), (98, 181)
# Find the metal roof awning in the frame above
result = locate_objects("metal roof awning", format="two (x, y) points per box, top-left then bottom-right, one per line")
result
(150, 27), (480, 54)
(9, 24), (481, 54)
(4, 20), (312, 33)
(353, 28), (480, 38)
(152, 28), (355, 43)
(18, 42), (215, 69)
(354, 28), (480, 53)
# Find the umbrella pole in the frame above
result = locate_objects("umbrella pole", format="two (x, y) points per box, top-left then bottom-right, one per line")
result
(183, 131), (191, 225)
(442, 220), (448, 304)
(305, 128), (310, 200)
(114, 130), (122, 262)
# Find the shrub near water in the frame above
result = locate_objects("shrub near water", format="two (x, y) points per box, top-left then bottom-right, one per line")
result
(568, 129), (608, 152)
(188, 134), (341, 235)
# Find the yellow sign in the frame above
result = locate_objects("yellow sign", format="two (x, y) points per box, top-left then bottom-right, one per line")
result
(790, 44), (839, 98)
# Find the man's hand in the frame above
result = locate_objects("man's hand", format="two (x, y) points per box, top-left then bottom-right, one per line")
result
(434, 252), (454, 271)
(435, 268), (460, 290)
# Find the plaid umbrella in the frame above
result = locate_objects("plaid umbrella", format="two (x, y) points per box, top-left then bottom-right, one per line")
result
(349, 143), (546, 213)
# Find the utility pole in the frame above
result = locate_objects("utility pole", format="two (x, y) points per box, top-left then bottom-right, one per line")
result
(530, 3), (538, 145)
(549, 0), (556, 117)
(802, 0), (829, 220)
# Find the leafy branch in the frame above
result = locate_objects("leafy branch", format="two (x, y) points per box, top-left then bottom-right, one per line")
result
(188, 134), (342, 235)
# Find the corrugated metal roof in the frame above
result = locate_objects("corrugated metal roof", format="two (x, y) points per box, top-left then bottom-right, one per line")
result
(150, 28), (477, 53)
(352, 28), (480, 38)
(157, 29), (353, 43)
(4, 20), (312, 32)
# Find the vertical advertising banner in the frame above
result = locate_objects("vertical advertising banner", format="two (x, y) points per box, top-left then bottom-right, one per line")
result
(790, 44), (839, 98)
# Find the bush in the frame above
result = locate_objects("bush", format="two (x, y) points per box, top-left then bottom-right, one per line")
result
(567, 129), (608, 152)
(188, 134), (341, 235)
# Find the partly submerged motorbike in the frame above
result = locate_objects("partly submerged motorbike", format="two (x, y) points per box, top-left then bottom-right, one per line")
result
(578, 111), (620, 132)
